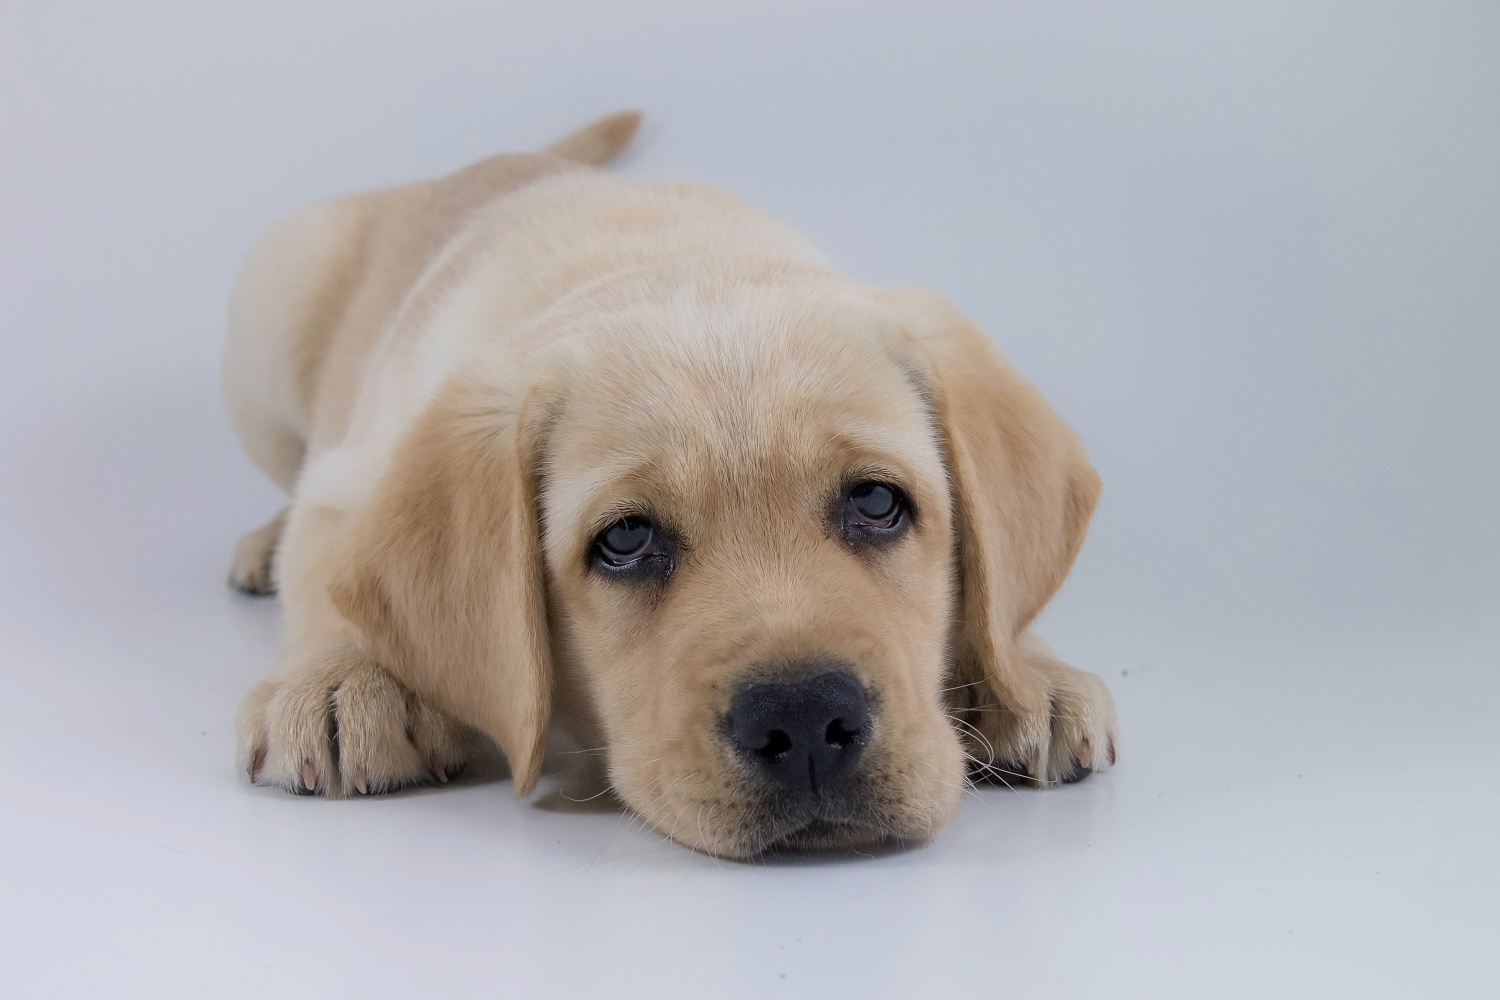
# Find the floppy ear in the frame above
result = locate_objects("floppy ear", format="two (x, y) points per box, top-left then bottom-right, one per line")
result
(886, 290), (1100, 716)
(328, 376), (554, 795)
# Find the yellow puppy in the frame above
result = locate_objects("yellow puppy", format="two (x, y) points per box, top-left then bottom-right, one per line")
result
(226, 112), (1116, 858)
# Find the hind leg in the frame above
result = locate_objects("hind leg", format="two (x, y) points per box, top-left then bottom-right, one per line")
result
(228, 507), (288, 596)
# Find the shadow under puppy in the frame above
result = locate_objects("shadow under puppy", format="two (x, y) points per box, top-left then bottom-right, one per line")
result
(226, 111), (1116, 859)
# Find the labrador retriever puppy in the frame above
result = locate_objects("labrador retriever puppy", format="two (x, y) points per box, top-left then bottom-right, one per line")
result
(226, 112), (1116, 858)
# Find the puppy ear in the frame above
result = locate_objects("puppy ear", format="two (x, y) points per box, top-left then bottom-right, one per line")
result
(886, 290), (1100, 716)
(328, 377), (555, 795)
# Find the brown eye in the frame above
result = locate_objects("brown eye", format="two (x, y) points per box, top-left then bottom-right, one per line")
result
(840, 481), (909, 545)
(597, 517), (656, 565)
(848, 482), (900, 527)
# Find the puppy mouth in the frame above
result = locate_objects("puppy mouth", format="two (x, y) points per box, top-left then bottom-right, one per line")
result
(749, 796), (897, 855)
(764, 817), (884, 853)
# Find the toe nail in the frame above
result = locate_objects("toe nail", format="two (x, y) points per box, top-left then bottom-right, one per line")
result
(1107, 739), (1117, 766)
(1074, 740), (1091, 769)
(248, 750), (266, 782)
(353, 773), (368, 795)
(300, 761), (317, 791)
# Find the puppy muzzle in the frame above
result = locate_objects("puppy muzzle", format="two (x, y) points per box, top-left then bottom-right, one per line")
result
(724, 664), (889, 851)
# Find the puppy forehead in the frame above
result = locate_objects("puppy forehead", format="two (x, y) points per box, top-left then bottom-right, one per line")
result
(543, 289), (939, 529)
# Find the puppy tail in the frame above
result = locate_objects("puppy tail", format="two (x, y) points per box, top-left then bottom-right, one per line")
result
(544, 110), (643, 167)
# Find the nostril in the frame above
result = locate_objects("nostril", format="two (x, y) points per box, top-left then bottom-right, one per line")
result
(824, 718), (860, 749)
(756, 729), (793, 761)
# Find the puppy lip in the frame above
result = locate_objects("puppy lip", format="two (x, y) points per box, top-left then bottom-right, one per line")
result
(760, 817), (884, 855)
(749, 795), (892, 852)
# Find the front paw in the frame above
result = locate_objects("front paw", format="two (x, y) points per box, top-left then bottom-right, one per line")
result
(237, 653), (469, 797)
(956, 635), (1117, 787)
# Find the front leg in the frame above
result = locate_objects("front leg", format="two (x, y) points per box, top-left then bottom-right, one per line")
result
(237, 645), (472, 797)
(951, 632), (1117, 787)
(236, 496), (473, 797)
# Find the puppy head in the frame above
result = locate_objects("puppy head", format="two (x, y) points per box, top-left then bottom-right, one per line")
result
(332, 262), (1097, 858)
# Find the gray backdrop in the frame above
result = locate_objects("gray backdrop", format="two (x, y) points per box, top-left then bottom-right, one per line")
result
(1, 2), (1495, 997)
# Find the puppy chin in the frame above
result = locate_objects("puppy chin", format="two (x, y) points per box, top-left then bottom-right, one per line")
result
(765, 819), (893, 854)
(693, 818), (891, 861)
(719, 798), (915, 858)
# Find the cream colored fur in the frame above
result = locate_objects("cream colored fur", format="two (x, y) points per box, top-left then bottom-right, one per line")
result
(225, 111), (1116, 858)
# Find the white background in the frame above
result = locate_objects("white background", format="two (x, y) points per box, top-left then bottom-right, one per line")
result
(1, 2), (1496, 997)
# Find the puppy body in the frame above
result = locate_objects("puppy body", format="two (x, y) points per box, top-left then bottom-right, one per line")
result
(227, 114), (1116, 857)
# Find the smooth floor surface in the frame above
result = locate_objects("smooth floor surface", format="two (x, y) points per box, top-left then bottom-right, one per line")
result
(3, 578), (1496, 997)
(3, 3), (1498, 997)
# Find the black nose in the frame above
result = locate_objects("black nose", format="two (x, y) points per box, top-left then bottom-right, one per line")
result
(726, 669), (870, 797)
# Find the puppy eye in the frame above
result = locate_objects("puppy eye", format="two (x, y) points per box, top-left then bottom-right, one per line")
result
(841, 481), (908, 541)
(598, 517), (654, 563)
(848, 482), (899, 526)
(593, 516), (667, 572)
